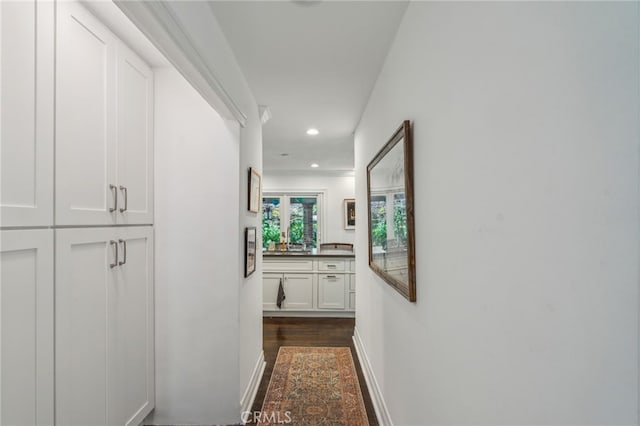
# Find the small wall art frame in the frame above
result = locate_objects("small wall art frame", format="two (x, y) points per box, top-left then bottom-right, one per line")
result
(248, 167), (261, 213)
(344, 199), (355, 229)
(245, 226), (257, 277)
(366, 120), (416, 302)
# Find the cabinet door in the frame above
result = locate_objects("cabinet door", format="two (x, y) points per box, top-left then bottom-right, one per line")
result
(263, 273), (282, 311)
(116, 44), (153, 225)
(0, 230), (54, 426)
(283, 273), (314, 310)
(55, 228), (116, 426)
(56, 1), (117, 226)
(318, 274), (346, 310)
(0, 1), (54, 227)
(113, 227), (154, 426)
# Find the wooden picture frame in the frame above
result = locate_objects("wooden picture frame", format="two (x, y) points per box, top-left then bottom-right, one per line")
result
(344, 199), (355, 229)
(248, 167), (261, 213)
(366, 120), (416, 302)
(245, 226), (257, 277)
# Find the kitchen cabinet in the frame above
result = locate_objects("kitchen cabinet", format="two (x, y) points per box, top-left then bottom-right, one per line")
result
(56, 0), (153, 226)
(348, 260), (356, 310)
(282, 274), (315, 310)
(263, 255), (355, 316)
(263, 273), (282, 311)
(0, 229), (54, 426)
(55, 226), (154, 426)
(318, 274), (346, 309)
(263, 272), (315, 311)
(0, 0), (54, 227)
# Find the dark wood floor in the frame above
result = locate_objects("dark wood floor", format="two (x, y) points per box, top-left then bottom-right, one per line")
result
(249, 317), (378, 425)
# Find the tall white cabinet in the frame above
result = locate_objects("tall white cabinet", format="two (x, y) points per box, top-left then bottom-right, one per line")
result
(0, 230), (54, 426)
(56, 227), (154, 426)
(56, 1), (153, 226)
(1, 1), (155, 425)
(0, 0), (54, 227)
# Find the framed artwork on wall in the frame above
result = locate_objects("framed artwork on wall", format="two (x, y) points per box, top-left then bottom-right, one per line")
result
(245, 226), (257, 277)
(248, 167), (261, 213)
(367, 120), (416, 302)
(344, 199), (355, 229)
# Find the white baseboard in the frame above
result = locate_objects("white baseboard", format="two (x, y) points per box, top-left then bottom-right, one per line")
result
(240, 350), (266, 422)
(353, 327), (393, 426)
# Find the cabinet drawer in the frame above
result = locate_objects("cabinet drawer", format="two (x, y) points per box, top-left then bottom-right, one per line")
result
(318, 260), (345, 272)
(349, 260), (355, 272)
(263, 259), (313, 272)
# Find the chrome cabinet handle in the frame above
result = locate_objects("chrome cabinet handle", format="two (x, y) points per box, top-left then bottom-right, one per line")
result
(119, 186), (128, 213)
(109, 185), (118, 212)
(326, 275), (337, 279)
(118, 239), (127, 265)
(327, 264), (336, 269)
(109, 240), (118, 268)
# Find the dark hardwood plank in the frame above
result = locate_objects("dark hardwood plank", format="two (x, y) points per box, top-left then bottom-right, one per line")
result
(248, 317), (378, 425)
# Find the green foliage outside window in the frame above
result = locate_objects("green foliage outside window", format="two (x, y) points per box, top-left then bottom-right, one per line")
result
(370, 199), (387, 249)
(393, 194), (407, 246)
(262, 198), (281, 249)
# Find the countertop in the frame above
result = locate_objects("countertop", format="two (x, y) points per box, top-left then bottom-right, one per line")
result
(263, 249), (355, 258)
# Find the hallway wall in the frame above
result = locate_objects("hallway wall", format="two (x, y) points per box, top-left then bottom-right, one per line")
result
(354, 2), (639, 424)
(153, 68), (241, 424)
(122, 3), (266, 423)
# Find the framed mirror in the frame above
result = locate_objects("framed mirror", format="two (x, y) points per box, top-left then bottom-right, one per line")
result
(366, 120), (416, 302)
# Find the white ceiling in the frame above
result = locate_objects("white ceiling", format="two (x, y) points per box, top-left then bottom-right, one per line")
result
(209, 1), (408, 172)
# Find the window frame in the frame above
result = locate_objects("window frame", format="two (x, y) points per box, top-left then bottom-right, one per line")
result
(262, 190), (326, 248)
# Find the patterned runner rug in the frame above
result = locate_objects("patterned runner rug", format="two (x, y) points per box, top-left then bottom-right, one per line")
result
(258, 346), (369, 426)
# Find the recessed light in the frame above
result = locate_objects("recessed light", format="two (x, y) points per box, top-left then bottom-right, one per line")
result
(310, 163), (319, 168)
(306, 128), (319, 136)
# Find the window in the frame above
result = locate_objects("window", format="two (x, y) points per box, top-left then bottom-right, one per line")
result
(369, 195), (387, 250)
(262, 193), (323, 249)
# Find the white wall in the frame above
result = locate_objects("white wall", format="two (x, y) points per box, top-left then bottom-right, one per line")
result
(152, 68), (241, 425)
(125, 2), (266, 423)
(355, 2), (639, 425)
(264, 172), (355, 246)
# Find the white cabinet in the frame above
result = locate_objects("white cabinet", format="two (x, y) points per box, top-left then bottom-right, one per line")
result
(55, 1), (117, 226)
(318, 274), (346, 310)
(0, 1), (54, 227)
(0, 229), (54, 426)
(263, 257), (354, 316)
(348, 275), (356, 310)
(263, 272), (315, 311)
(263, 273), (281, 311)
(56, 1), (153, 226)
(55, 226), (154, 426)
(282, 274), (315, 310)
(117, 43), (154, 225)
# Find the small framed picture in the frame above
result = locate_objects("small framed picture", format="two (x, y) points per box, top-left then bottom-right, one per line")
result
(344, 199), (355, 229)
(245, 227), (257, 277)
(248, 167), (261, 213)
